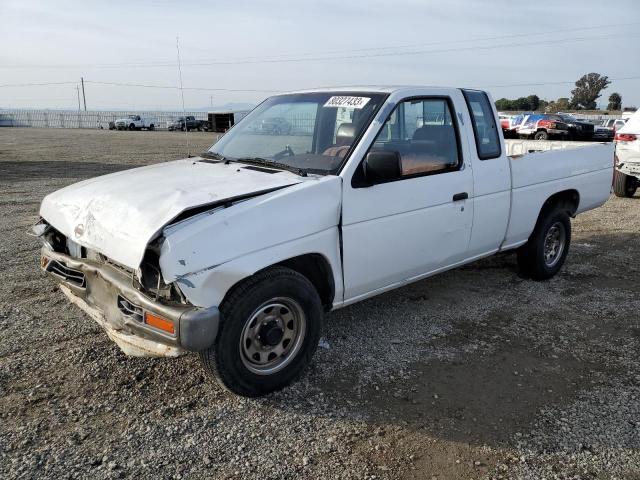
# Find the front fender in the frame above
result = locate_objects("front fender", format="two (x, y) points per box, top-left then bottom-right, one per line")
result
(171, 227), (343, 309)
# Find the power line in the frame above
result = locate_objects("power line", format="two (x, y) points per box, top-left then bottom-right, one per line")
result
(83, 81), (282, 93)
(1, 21), (638, 69)
(174, 32), (640, 66)
(482, 75), (640, 88)
(0, 81), (77, 87)
(2, 76), (639, 96)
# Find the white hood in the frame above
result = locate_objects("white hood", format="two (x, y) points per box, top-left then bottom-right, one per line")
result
(40, 158), (302, 269)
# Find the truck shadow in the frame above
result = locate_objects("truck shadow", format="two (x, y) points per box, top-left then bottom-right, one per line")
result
(266, 230), (640, 451)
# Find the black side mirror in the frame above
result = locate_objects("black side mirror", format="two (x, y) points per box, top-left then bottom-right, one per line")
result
(363, 150), (402, 184)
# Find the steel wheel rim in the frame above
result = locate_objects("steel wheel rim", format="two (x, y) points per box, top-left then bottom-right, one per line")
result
(543, 222), (566, 267)
(239, 297), (306, 375)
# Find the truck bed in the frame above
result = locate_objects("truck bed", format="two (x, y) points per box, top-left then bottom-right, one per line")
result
(502, 140), (614, 249)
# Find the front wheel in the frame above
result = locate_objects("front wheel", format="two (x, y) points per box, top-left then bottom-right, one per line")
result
(200, 267), (323, 397)
(613, 170), (637, 198)
(129, 123), (135, 131)
(517, 208), (571, 280)
(534, 130), (549, 140)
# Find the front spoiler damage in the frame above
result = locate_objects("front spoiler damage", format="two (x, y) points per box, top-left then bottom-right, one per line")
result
(41, 248), (220, 357)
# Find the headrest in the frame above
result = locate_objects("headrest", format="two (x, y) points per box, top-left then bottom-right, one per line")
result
(336, 123), (355, 140)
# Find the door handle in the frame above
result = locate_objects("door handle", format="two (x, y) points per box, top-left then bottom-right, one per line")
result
(452, 192), (469, 201)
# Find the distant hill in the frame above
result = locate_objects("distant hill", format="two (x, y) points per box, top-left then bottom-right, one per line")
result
(196, 102), (256, 112)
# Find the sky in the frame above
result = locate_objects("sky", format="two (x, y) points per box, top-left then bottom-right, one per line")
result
(1, 0), (639, 111)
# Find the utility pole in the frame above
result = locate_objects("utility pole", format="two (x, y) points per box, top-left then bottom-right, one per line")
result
(210, 95), (213, 109)
(80, 77), (87, 111)
(76, 85), (81, 111)
(176, 36), (190, 157)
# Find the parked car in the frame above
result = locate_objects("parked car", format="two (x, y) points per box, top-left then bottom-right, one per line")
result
(601, 118), (627, 131)
(613, 109), (640, 197)
(500, 113), (527, 138)
(0, 113), (15, 127)
(592, 118), (627, 141)
(167, 116), (208, 131)
(517, 114), (570, 140)
(259, 117), (292, 135)
(34, 86), (613, 396)
(114, 115), (157, 131)
(556, 113), (594, 140)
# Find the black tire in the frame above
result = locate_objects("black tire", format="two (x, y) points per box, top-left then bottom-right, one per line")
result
(517, 207), (571, 280)
(148, 124), (155, 131)
(200, 266), (323, 397)
(613, 170), (637, 198)
(129, 123), (135, 131)
(534, 130), (549, 141)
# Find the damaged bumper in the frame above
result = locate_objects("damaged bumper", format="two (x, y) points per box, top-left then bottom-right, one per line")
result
(40, 248), (219, 357)
(618, 161), (640, 179)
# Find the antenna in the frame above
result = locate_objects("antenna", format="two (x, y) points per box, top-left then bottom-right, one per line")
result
(176, 36), (190, 157)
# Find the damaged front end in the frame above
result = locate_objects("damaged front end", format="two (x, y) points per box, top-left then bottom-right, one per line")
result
(32, 220), (219, 357)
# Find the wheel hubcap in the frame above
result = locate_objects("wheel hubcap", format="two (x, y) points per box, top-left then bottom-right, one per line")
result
(543, 222), (566, 267)
(240, 297), (306, 375)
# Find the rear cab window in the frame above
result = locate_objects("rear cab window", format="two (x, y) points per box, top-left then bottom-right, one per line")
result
(462, 90), (501, 160)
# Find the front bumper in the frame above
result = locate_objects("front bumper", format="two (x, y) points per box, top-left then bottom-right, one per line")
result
(40, 248), (219, 357)
(593, 131), (614, 140)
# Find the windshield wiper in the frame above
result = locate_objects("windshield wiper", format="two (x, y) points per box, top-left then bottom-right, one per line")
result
(200, 151), (226, 161)
(235, 157), (308, 177)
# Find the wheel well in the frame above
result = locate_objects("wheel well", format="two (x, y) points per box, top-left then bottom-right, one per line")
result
(540, 189), (580, 219)
(276, 254), (335, 311)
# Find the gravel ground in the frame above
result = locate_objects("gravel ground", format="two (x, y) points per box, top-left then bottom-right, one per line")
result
(1, 128), (639, 480)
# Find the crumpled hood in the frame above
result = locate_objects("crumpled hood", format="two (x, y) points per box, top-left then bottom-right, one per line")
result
(40, 158), (302, 269)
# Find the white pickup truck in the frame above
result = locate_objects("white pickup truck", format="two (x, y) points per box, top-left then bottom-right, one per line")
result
(113, 115), (157, 131)
(34, 87), (614, 396)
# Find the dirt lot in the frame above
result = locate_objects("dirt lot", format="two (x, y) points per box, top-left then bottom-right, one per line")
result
(1, 128), (639, 480)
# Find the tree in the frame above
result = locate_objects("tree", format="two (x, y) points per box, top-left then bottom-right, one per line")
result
(570, 72), (610, 110)
(526, 94), (540, 111)
(495, 95), (541, 111)
(607, 92), (622, 111)
(538, 99), (549, 111)
(495, 98), (515, 111)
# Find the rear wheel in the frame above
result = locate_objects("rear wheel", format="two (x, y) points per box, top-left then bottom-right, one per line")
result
(613, 170), (637, 198)
(517, 207), (571, 280)
(200, 267), (323, 397)
(148, 124), (155, 131)
(534, 130), (549, 140)
(129, 123), (135, 131)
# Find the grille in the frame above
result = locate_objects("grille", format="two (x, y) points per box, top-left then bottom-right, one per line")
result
(46, 260), (86, 288)
(117, 295), (143, 322)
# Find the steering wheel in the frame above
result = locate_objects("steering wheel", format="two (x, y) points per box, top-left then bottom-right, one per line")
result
(274, 145), (295, 160)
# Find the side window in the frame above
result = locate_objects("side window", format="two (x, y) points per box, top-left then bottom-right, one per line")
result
(463, 90), (501, 160)
(369, 98), (460, 177)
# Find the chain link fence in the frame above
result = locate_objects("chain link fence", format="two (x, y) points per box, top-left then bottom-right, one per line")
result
(0, 110), (211, 130)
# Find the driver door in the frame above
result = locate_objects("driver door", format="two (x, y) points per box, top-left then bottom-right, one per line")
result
(341, 96), (474, 301)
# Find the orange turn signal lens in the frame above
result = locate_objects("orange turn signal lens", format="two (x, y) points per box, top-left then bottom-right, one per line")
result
(144, 312), (175, 335)
(41, 256), (49, 268)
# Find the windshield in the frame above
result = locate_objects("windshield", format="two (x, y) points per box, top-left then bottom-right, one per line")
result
(208, 92), (387, 174)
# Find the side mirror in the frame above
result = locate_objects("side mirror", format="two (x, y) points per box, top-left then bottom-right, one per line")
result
(363, 150), (402, 184)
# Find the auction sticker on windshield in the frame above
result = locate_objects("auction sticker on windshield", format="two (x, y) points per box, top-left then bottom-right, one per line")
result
(323, 96), (371, 109)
